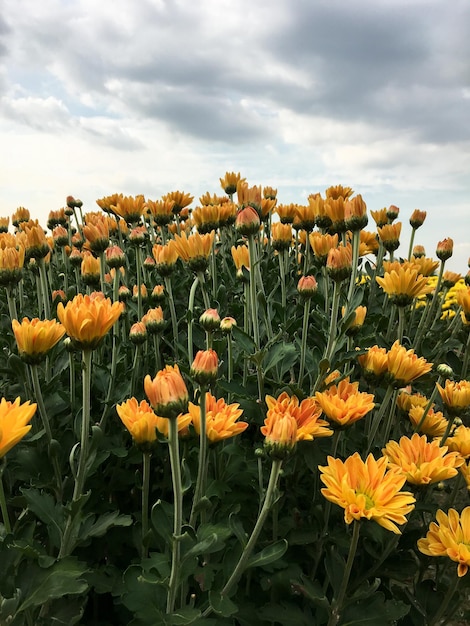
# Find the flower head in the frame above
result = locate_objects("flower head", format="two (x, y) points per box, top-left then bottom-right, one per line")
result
(319, 452), (415, 533)
(437, 380), (470, 416)
(408, 405), (449, 438)
(171, 231), (214, 272)
(297, 275), (318, 299)
(315, 377), (375, 428)
(386, 341), (432, 387)
(190, 349), (219, 385)
(446, 425), (470, 458)
(376, 267), (434, 306)
(358, 345), (389, 384)
(220, 172), (245, 196)
(116, 398), (161, 448)
(377, 223), (402, 253)
(235, 206), (261, 236)
(144, 364), (189, 419)
(418, 507), (470, 576)
(0, 397), (37, 458)
(57, 292), (124, 350)
(409, 209), (427, 229)
(436, 238), (453, 261)
(186, 392), (248, 443)
(382, 433), (463, 485)
(12, 318), (65, 364)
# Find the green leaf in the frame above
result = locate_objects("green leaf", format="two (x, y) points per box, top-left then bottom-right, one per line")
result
(229, 513), (247, 548)
(151, 499), (173, 544)
(231, 325), (256, 354)
(324, 547), (346, 596)
(341, 592), (410, 625)
(209, 590), (238, 617)
(263, 342), (298, 378)
(82, 510), (133, 539)
(20, 487), (64, 548)
(246, 539), (288, 569)
(181, 533), (219, 563)
(291, 574), (330, 609)
(17, 558), (89, 612)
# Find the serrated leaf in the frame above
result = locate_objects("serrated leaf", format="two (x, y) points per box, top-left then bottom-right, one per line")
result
(247, 539), (287, 569)
(229, 513), (247, 548)
(169, 607), (202, 625)
(263, 342), (298, 378)
(85, 510), (133, 539)
(231, 325), (256, 354)
(181, 533), (219, 563)
(17, 558), (89, 612)
(20, 487), (64, 548)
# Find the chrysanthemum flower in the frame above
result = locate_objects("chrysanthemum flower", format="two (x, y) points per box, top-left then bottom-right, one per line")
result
(0, 397), (37, 458)
(190, 349), (219, 385)
(231, 244), (250, 279)
(344, 194), (368, 231)
(111, 194), (146, 223)
(376, 267), (434, 306)
(82, 213), (110, 254)
(12, 318), (65, 364)
(236, 182), (261, 209)
(408, 405), (448, 438)
(382, 433), (463, 485)
(271, 222), (292, 251)
(0, 234), (25, 286)
(171, 231), (215, 272)
(359, 230), (379, 256)
(220, 172), (245, 196)
(141, 307), (165, 334)
(144, 364), (189, 419)
(396, 390), (429, 413)
(235, 206), (261, 236)
(319, 452), (415, 533)
(437, 380), (470, 416)
(145, 198), (175, 226)
(326, 243), (353, 282)
(116, 398), (161, 447)
(386, 341), (432, 387)
(263, 392), (333, 442)
(370, 208), (388, 228)
(276, 203), (299, 224)
(418, 507), (470, 576)
(57, 292), (124, 350)
(377, 222), (402, 252)
(445, 425), (470, 458)
(186, 392), (248, 443)
(315, 378), (375, 428)
(409, 209), (427, 229)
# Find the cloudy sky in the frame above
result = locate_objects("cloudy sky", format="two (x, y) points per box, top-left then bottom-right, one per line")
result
(1, 0), (469, 270)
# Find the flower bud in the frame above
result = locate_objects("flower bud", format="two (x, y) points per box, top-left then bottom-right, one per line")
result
(297, 275), (318, 299)
(409, 209), (427, 229)
(129, 321), (147, 345)
(235, 206), (261, 236)
(144, 364), (189, 419)
(200, 308), (220, 332)
(436, 238), (453, 261)
(190, 349), (219, 385)
(220, 316), (237, 334)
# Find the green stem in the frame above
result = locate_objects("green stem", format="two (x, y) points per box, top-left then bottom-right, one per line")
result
(166, 416), (184, 614)
(278, 249), (286, 316)
(298, 299), (311, 388)
(461, 329), (470, 379)
(413, 380), (441, 434)
(38, 257), (51, 320)
(30, 364), (63, 500)
(197, 271), (211, 310)
(58, 349), (93, 558)
(135, 246), (143, 320)
(189, 387), (207, 528)
(407, 228), (416, 260)
(164, 276), (179, 359)
(397, 306), (406, 343)
(327, 520), (361, 626)
(439, 414), (457, 447)
(429, 576), (460, 626)
(413, 260), (446, 351)
(345, 230), (360, 314)
(366, 385), (395, 455)
(247, 235), (260, 349)
(5, 285), (18, 321)
(218, 459), (283, 599)
(0, 460), (11, 534)
(142, 451), (151, 559)
(187, 276), (199, 365)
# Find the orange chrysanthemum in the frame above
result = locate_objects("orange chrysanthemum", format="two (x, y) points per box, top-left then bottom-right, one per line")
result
(386, 341), (433, 387)
(445, 425), (470, 459)
(12, 318), (65, 364)
(144, 364), (189, 419)
(382, 433), (463, 485)
(171, 231), (215, 272)
(264, 392), (333, 442)
(319, 452), (415, 533)
(186, 392), (248, 443)
(57, 292), (124, 350)
(0, 397), (37, 458)
(315, 378), (375, 428)
(418, 507), (470, 576)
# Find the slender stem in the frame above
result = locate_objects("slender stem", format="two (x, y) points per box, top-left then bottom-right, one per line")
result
(187, 276), (199, 365)
(135, 246), (143, 320)
(366, 384), (395, 455)
(131, 344), (142, 397)
(298, 299), (311, 388)
(278, 249), (286, 317)
(327, 520), (361, 626)
(99, 322), (120, 429)
(247, 235), (260, 349)
(167, 416), (184, 614)
(164, 276), (179, 359)
(0, 461), (11, 534)
(381, 389), (399, 444)
(99, 251), (106, 295)
(58, 349), (93, 558)
(219, 459), (283, 598)
(408, 228), (416, 260)
(30, 364), (63, 500)
(397, 306), (406, 343)
(324, 280), (341, 364)
(429, 576), (460, 626)
(461, 329), (470, 379)
(413, 260), (446, 351)
(5, 285), (18, 321)
(413, 380), (441, 434)
(439, 414), (457, 447)
(141, 451), (151, 559)
(197, 271), (211, 310)
(345, 230), (360, 314)
(38, 257), (51, 320)
(189, 387), (207, 527)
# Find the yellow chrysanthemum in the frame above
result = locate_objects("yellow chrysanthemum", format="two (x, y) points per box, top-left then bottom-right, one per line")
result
(445, 425), (470, 459)
(382, 433), (463, 485)
(315, 378), (375, 428)
(376, 267), (434, 306)
(437, 379), (470, 415)
(386, 341), (433, 387)
(171, 231), (215, 272)
(12, 318), (65, 364)
(0, 397), (37, 458)
(418, 507), (470, 577)
(408, 405), (448, 438)
(264, 392), (333, 441)
(57, 291), (124, 350)
(319, 452), (415, 533)
(186, 392), (248, 443)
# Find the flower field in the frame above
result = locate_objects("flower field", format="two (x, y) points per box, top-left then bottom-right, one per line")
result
(1, 178), (470, 625)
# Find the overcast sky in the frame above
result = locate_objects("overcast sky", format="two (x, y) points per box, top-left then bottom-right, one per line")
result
(1, 0), (469, 270)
